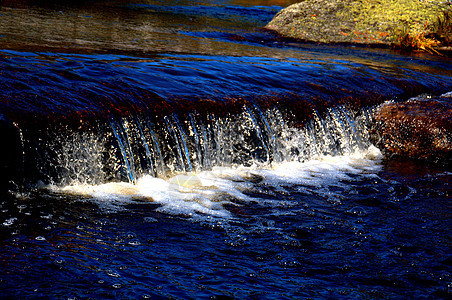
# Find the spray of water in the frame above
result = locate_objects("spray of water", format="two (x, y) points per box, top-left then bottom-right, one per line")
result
(35, 104), (382, 218)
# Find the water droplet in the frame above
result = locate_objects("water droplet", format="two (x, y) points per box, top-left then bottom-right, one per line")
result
(3, 217), (17, 226)
(125, 232), (137, 239)
(106, 270), (120, 277)
(41, 214), (53, 219)
(128, 240), (141, 246)
(54, 258), (65, 264)
(55, 242), (67, 249)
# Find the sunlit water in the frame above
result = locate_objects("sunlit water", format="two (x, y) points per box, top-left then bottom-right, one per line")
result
(1, 0), (451, 299)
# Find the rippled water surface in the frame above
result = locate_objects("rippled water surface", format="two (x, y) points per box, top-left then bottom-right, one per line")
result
(0, 0), (451, 299)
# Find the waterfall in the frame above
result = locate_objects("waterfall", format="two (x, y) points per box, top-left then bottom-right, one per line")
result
(12, 103), (374, 188)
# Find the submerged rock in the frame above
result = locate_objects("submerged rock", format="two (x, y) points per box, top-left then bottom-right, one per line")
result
(371, 93), (452, 163)
(265, 0), (452, 52)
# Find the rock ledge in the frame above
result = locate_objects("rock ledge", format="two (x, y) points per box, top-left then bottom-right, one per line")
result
(371, 93), (452, 163)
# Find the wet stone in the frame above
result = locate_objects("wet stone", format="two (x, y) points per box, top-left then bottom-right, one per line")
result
(371, 94), (452, 164)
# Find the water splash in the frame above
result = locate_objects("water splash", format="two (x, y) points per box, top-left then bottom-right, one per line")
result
(18, 104), (375, 188)
(24, 104), (383, 218)
(120, 105), (372, 181)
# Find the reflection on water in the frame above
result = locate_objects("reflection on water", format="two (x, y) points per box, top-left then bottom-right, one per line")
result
(0, 0), (296, 55)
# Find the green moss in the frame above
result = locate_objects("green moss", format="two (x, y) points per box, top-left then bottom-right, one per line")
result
(429, 10), (452, 45)
(339, 0), (449, 43)
(266, 0), (452, 52)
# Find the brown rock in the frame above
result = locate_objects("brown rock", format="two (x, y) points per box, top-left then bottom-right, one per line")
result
(371, 93), (452, 163)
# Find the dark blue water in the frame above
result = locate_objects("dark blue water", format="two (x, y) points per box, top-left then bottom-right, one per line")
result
(0, 1), (451, 299)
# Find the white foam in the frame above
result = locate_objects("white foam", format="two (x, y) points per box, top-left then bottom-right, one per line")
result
(48, 146), (383, 219)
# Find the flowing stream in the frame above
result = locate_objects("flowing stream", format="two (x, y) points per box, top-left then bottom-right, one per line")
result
(0, 1), (451, 299)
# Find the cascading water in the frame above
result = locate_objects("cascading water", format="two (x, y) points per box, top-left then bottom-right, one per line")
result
(5, 102), (381, 219)
(1, 1), (451, 299)
(16, 103), (374, 189)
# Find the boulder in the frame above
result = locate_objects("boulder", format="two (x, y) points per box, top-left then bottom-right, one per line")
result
(265, 0), (451, 53)
(371, 93), (452, 163)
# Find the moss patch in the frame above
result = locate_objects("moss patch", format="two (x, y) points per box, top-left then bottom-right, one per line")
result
(265, 0), (452, 53)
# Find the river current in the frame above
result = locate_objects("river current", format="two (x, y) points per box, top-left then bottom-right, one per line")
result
(0, 1), (451, 299)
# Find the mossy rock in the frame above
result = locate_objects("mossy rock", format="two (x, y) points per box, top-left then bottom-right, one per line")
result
(265, 0), (452, 52)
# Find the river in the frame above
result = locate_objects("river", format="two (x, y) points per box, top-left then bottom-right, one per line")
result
(0, 0), (451, 299)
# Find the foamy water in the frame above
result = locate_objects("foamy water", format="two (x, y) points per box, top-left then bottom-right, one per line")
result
(50, 146), (383, 219)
